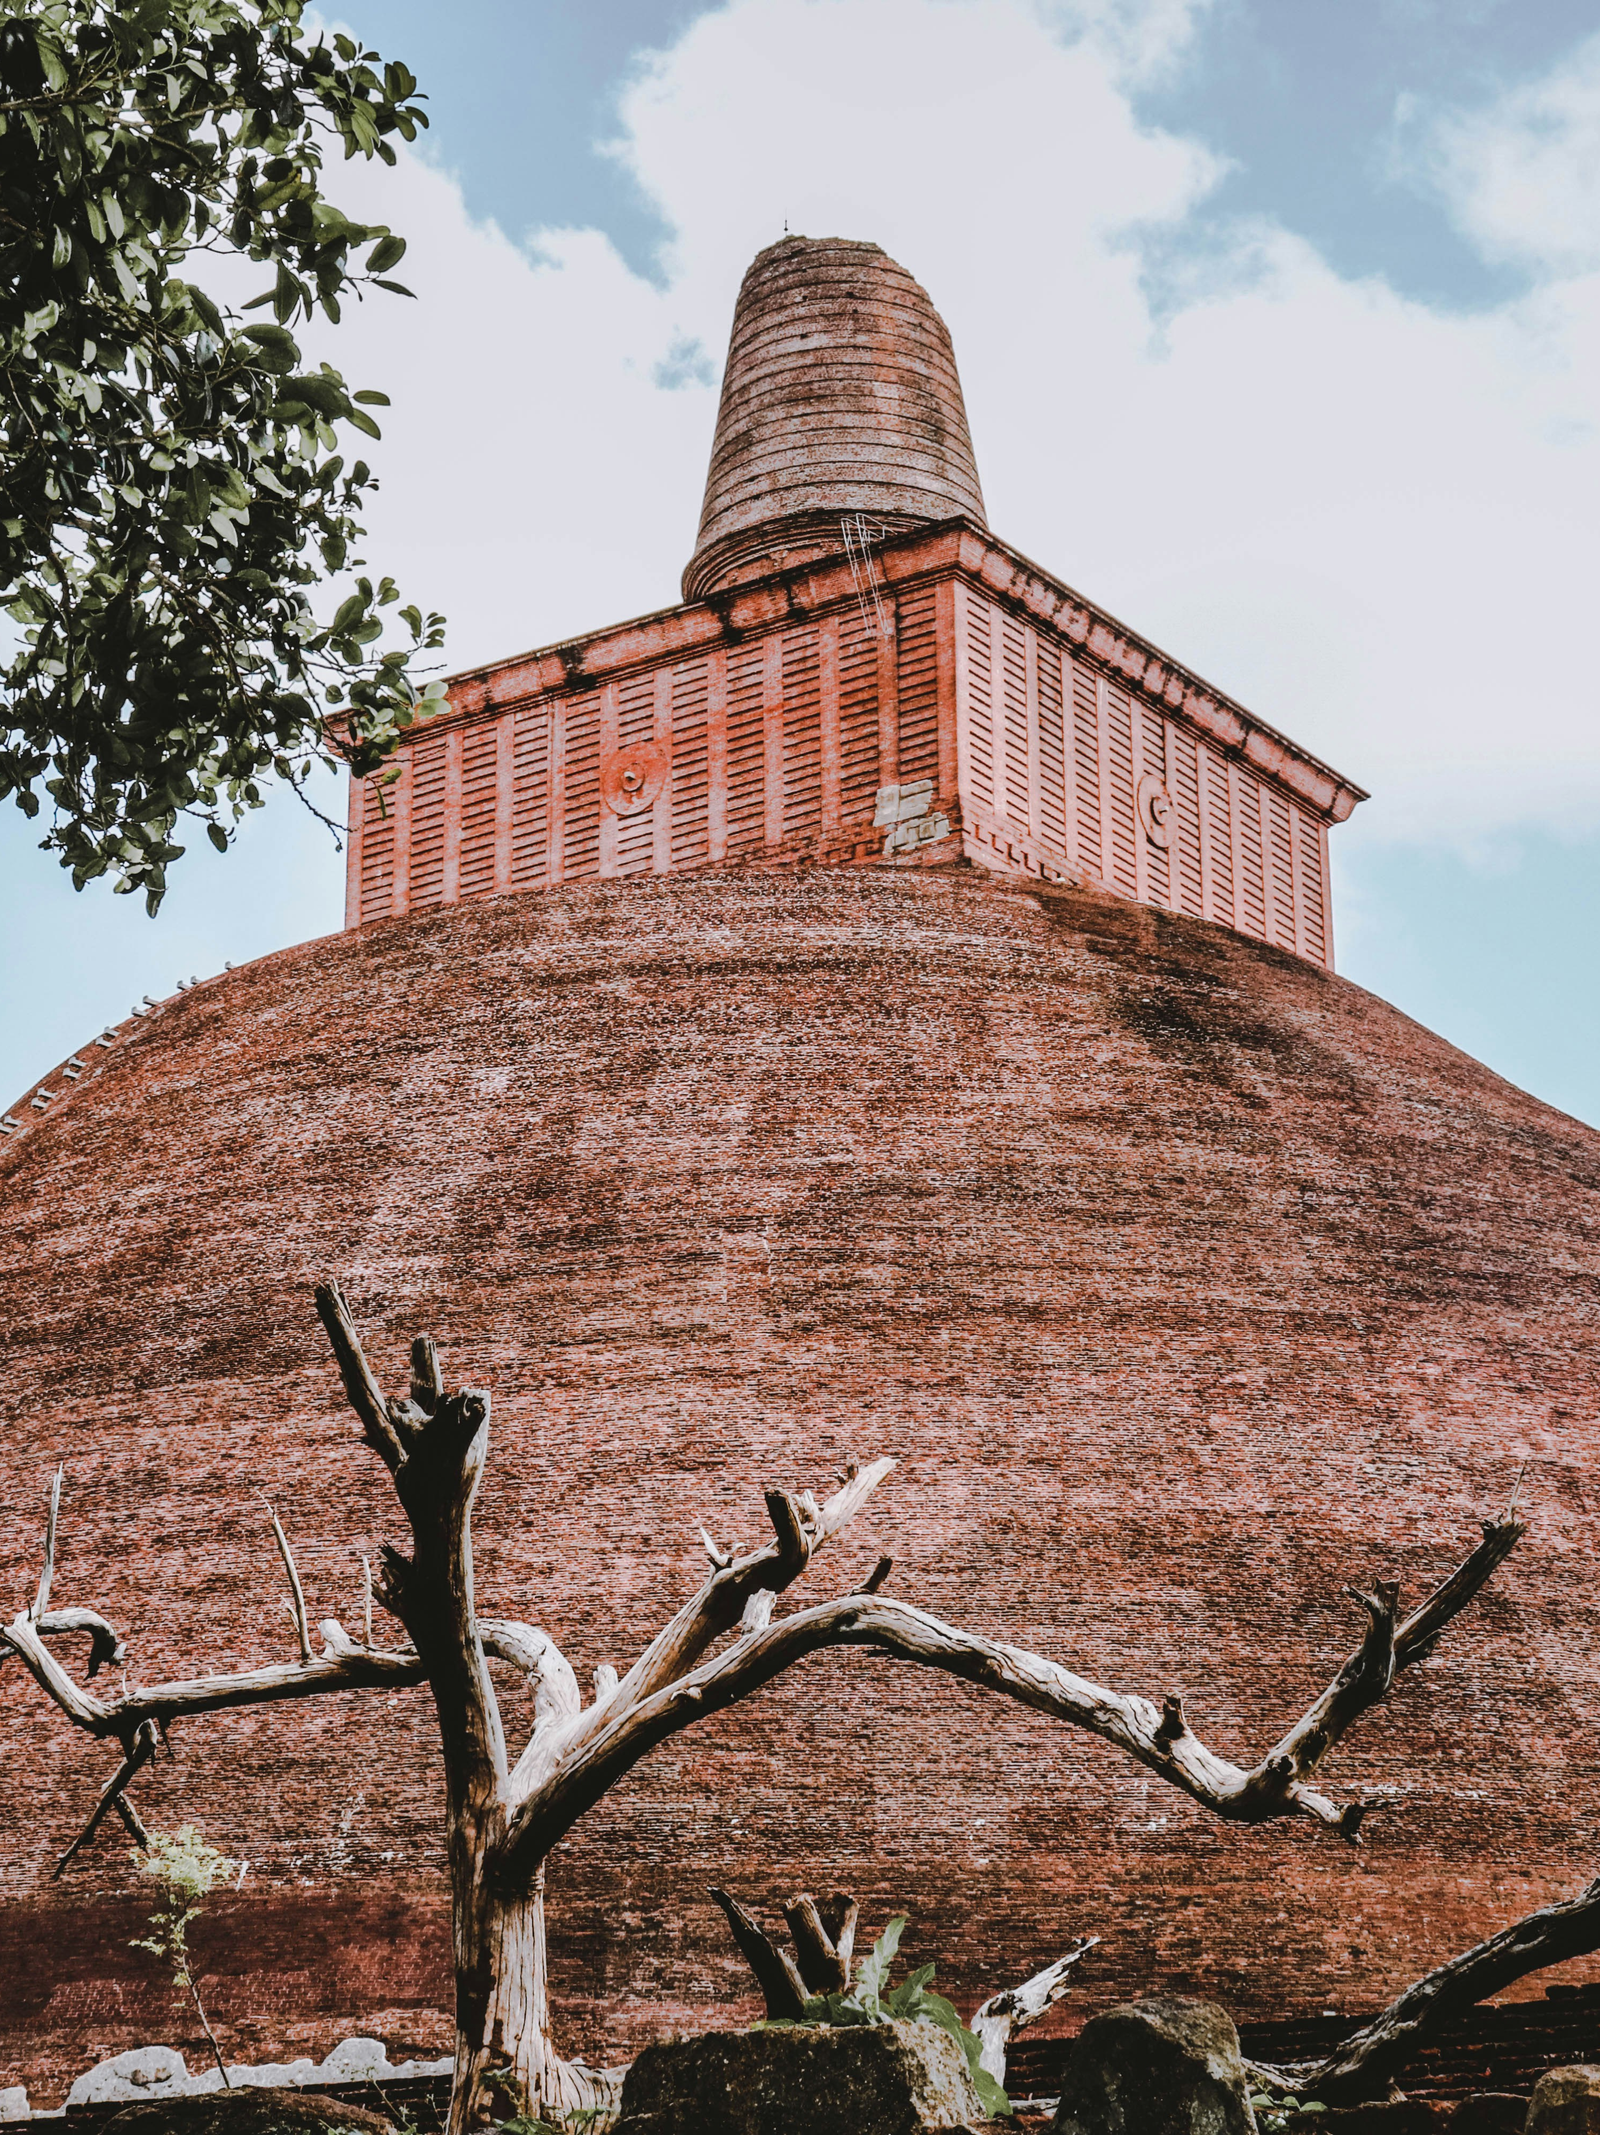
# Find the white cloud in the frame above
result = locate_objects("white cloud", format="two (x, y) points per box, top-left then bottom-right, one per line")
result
(1409, 32), (1600, 277)
(312, 0), (1600, 853)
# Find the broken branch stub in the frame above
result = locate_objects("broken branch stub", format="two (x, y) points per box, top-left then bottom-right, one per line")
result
(971, 1938), (1099, 2084)
(709, 1887), (808, 2019)
(784, 1892), (852, 1995)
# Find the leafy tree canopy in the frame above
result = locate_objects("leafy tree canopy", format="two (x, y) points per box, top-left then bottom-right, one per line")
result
(1, 0), (446, 910)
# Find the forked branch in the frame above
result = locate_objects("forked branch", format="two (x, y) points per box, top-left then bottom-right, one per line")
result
(502, 1499), (1522, 1870)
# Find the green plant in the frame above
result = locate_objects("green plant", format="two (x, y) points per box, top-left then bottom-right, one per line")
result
(1, 0), (447, 907)
(758, 1915), (1012, 2119)
(1248, 2086), (1327, 2130)
(130, 1823), (237, 2085)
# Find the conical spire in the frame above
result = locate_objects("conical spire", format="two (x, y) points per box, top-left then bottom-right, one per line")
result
(683, 236), (986, 601)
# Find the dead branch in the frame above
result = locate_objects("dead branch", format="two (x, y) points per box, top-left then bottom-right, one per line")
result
(784, 1892), (852, 1994)
(258, 1495), (313, 1664)
(1249, 1878), (1600, 2104)
(1248, 1513), (1524, 1828)
(34, 1463), (62, 1619)
(711, 1884), (859, 2008)
(817, 1892), (859, 1979)
(314, 1282), (506, 1810)
(709, 1887), (808, 2018)
(53, 1719), (158, 1878)
(0, 1605), (124, 1679)
(502, 1502), (1520, 1872)
(593, 1460), (896, 1724)
(970, 1939), (1098, 2084)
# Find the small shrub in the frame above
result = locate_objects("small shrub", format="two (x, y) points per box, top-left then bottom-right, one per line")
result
(757, 1915), (1012, 2119)
(130, 1825), (237, 2086)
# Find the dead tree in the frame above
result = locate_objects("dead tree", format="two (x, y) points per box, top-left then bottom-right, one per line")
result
(1250, 1877), (1600, 2105)
(0, 1283), (1524, 2132)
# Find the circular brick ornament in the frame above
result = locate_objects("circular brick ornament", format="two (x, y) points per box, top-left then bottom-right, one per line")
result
(601, 744), (667, 816)
(1137, 772), (1174, 848)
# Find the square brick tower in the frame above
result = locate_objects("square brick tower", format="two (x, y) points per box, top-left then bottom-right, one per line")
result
(345, 237), (1364, 966)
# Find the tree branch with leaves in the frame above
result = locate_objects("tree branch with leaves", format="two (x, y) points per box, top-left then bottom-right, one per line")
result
(0, 0), (446, 908)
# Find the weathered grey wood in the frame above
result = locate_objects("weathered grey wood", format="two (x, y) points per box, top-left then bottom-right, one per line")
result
(817, 1893), (858, 1981)
(784, 1892), (850, 1995)
(970, 1938), (1098, 2083)
(258, 1495), (313, 1665)
(34, 1463), (62, 1619)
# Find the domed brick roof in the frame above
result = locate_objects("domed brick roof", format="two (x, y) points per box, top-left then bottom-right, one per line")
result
(683, 236), (986, 599)
(2, 868), (1597, 2092)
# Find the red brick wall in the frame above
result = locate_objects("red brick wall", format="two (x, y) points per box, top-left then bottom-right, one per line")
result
(2, 869), (1596, 2098)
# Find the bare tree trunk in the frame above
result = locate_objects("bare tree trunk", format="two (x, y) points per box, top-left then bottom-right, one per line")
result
(451, 1853), (558, 2131)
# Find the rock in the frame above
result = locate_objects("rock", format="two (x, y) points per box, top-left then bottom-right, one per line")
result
(613, 2019), (999, 2133)
(67, 2047), (192, 2107)
(1527, 2068), (1600, 2134)
(60, 2034), (455, 2113)
(311, 2039), (392, 2083)
(103, 2092), (394, 2135)
(1051, 1998), (1254, 2135)
(1448, 2099), (1529, 2135)
(212, 2060), (320, 2094)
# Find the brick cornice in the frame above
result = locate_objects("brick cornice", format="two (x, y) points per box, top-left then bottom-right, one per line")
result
(417, 518), (1367, 827)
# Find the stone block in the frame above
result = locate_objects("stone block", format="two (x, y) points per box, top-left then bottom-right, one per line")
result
(67, 2047), (191, 2107)
(1527, 2068), (1600, 2134)
(1052, 1997), (1254, 2135)
(613, 2019), (999, 2134)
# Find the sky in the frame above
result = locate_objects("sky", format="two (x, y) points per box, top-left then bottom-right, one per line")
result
(4, 0), (1599, 1125)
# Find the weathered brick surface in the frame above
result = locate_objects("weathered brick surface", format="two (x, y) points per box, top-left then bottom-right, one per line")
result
(683, 235), (986, 598)
(2, 867), (1597, 2097)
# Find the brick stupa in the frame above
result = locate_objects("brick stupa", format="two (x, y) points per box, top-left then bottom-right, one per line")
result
(2, 237), (1597, 2104)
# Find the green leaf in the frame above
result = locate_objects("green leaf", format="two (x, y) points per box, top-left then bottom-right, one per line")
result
(372, 277), (415, 298)
(187, 285), (225, 337)
(883, 1966), (937, 2019)
(34, 29), (68, 91)
(284, 374), (348, 417)
(0, 0), (440, 901)
(352, 389), (390, 405)
(273, 261), (300, 324)
(242, 322), (301, 362)
(855, 1916), (908, 2004)
(911, 1991), (1013, 2118)
(366, 233), (407, 274)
